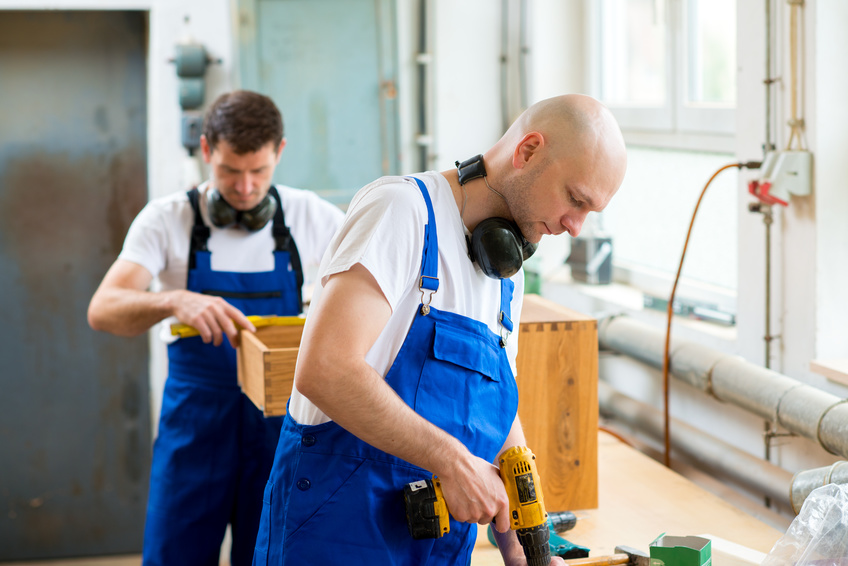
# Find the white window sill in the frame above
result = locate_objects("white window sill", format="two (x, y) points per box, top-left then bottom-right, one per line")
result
(621, 130), (736, 154)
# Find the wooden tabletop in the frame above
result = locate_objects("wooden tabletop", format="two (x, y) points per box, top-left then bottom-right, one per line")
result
(471, 431), (783, 565)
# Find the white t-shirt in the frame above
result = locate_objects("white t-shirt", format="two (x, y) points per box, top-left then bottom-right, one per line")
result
(288, 171), (525, 425)
(118, 181), (346, 342)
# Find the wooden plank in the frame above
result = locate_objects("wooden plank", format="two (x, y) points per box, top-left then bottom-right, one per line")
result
(471, 431), (782, 565)
(238, 330), (269, 412)
(516, 294), (599, 511)
(238, 326), (303, 416)
(255, 324), (304, 348)
(810, 359), (848, 386)
(521, 295), (595, 323)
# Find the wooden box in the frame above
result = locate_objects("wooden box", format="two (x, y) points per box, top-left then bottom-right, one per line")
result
(237, 324), (304, 417)
(517, 294), (598, 511)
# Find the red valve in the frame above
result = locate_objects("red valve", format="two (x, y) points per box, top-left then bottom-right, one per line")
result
(748, 179), (788, 206)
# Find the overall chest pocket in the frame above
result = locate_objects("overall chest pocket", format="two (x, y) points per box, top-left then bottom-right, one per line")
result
(414, 322), (516, 459)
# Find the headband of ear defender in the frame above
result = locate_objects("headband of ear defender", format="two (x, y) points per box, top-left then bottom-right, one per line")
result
(455, 154), (538, 280)
(207, 187), (277, 232)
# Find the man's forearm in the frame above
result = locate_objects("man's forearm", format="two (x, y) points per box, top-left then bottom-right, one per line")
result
(493, 527), (528, 566)
(88, 287), (177, 337)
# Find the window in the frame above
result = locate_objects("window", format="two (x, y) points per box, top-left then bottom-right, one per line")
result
(591, 0), (737, 150)
(584, 0), (739, 318)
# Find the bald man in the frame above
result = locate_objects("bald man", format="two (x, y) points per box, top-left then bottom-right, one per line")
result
(252, 94), (627, 566)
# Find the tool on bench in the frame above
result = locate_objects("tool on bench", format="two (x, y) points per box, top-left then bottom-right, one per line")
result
(170, 314), (305, 338)
(548, 510), (578, 533)
(487, 510), (590, 560)
(562, 546), (651, 566)
(404, 446), (553, 566)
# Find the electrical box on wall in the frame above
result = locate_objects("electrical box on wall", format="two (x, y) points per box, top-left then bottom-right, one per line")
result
(175, 43), (209, 110)
(170, 34), (220, 154)
(181, 114), (203, 153)
(748, 150), (812, 206)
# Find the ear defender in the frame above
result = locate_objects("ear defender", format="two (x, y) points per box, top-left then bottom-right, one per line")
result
(468, 218), (537, 279)
(455, 155), (538, 280)
(207, 187), (277, 231)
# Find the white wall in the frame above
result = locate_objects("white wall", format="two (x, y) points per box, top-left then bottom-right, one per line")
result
(813, 0), (848, 363)
(429, 0), (504, 170)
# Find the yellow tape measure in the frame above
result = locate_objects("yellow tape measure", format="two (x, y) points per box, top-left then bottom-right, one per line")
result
(170, 315), (306, 338)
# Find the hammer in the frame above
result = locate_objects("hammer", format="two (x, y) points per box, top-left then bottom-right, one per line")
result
(561, 546), (651, 566)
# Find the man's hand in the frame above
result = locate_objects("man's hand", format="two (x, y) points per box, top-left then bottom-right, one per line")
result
(170, 290), (256, 347)
(435, 453), (511, 532)
(88, 258), (255, 344)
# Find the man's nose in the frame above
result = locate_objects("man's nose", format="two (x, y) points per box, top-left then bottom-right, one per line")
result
(235, 173), (254, 193)
(562, 210), (588, 238)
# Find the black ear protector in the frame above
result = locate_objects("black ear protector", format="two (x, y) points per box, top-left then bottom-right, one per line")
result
(207, 187), (277, 231)
(455, 154), (538, 279)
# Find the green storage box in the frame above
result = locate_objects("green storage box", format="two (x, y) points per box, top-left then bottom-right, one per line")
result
(649, 534), (711, 566)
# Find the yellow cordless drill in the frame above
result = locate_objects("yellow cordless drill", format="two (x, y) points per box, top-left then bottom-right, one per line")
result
(403, 446), (551, 566)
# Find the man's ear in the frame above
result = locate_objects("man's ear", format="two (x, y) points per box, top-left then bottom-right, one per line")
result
(512, 132), (544, 169)
(200, 135), (213, 164)
(275, 138), (287, 163)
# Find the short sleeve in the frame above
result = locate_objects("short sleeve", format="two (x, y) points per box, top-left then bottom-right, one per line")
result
(117, 201), (172, 279)
(320, 178), (428, 312)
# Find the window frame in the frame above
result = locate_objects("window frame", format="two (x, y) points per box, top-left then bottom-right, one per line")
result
(587, 0), (736, 152)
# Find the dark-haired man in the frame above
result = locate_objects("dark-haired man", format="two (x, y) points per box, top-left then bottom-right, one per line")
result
(88, 90), (344, 566)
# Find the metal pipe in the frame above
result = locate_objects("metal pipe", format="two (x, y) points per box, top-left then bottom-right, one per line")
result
(415, 0), (430, 171)
(500, 0), (510, 132)
(518, 0), (529, 111)
(765, 0), (773, 153)
(764, 205), (774, 368)
(599, 381), (794, 507)
(763, 203), (774, 507)
(791, 461), (848, 514)
(598, 315), (848, 459)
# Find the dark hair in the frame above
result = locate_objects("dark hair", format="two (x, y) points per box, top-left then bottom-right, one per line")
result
(202, 90), (284, 154)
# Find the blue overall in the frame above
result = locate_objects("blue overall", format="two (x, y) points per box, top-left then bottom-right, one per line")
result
(252, 177), (519, 565)
(143, 187), (304, 566)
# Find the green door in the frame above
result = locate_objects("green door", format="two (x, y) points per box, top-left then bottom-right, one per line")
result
(238, 0), (400, 205)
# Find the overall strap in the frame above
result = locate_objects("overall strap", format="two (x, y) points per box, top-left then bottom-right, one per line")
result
(407, 177), (439, 312)
(268, 186), (305, 300)
(498, 278), (515, 347)
(186, 187), (210, 270)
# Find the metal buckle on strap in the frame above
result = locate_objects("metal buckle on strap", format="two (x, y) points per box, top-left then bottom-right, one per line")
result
(498, 311), (512, 348)
(418, 275), (439, 315)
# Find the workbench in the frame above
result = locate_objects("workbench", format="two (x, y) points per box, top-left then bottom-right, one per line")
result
(471, 430), (784, 565)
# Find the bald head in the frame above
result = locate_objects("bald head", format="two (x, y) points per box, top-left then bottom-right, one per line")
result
(500, 94), (626, 182)
(479, 94), (627, 241)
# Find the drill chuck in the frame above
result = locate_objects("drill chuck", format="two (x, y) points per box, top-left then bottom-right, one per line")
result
(517, 523), (552, 566)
